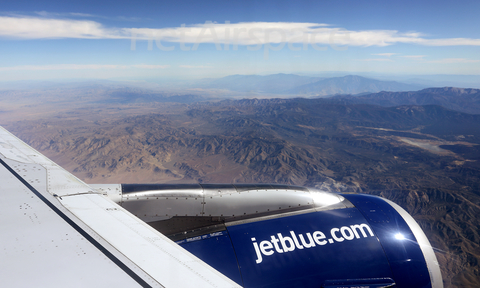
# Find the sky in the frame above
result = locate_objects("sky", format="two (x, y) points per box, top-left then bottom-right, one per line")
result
(1, 0), (479, 82)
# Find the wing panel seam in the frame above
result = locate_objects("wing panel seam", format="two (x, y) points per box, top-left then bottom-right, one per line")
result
(0, 158), (154, 288)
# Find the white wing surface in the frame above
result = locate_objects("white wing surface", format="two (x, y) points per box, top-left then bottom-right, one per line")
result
(0, 126), (240, 288)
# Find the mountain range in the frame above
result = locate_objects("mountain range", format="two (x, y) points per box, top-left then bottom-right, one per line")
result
(332, 87), (480, 114)
(194, 74), (424, 95)
(287, 75), (424, 95)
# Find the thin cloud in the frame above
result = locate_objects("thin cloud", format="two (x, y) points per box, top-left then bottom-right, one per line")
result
(131, 64), (170, 69)
(35, 11), (96, 18)
(179, 65), (213, 68)
(420, 38), (480, 46)
(1, 15), (480, 48)
(0, 64), (169, 71)
(372, 53), (397, 57)
(400, 55), (426, 59)
(128, 23), (413, 47)
(427, 58), (480, 64)
(358, 58), (394, 62)
(0, 16), (121, 39)
(69, 12), (96, 17)
(33, 11), (142, 22)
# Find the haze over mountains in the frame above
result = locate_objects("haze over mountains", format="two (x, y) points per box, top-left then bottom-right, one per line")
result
(195, 73), (319, 94)
(2, 73), (478, 100)
(194, 74), (424, 96)
(287, 75), (424, 95)
(2, 76), (479, 114)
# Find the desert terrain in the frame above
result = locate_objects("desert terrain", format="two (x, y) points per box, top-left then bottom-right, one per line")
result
(1, 86), (479, 287)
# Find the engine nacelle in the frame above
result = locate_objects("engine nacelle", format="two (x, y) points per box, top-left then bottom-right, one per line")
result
(91, 183), (443, 288)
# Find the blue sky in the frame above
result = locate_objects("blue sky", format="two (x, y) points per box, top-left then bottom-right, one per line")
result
(1, 0), (479, 81)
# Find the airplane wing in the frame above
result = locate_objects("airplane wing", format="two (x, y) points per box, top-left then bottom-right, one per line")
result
(0, 126), (241, 288)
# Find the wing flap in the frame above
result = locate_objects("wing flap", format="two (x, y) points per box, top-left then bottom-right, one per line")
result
(0, 160), (152, 287)
(60, 192), (239, 287)
(0, 126), (240, 288)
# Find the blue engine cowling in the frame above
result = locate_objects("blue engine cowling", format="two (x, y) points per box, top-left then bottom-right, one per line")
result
(97, 184), (443, 288)
(176, 194), (442, 288)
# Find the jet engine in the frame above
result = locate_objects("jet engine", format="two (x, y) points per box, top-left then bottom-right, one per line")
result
(92, 183), (443, 288)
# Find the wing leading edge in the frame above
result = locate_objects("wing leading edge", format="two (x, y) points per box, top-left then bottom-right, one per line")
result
(0, 126), (240, 288)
